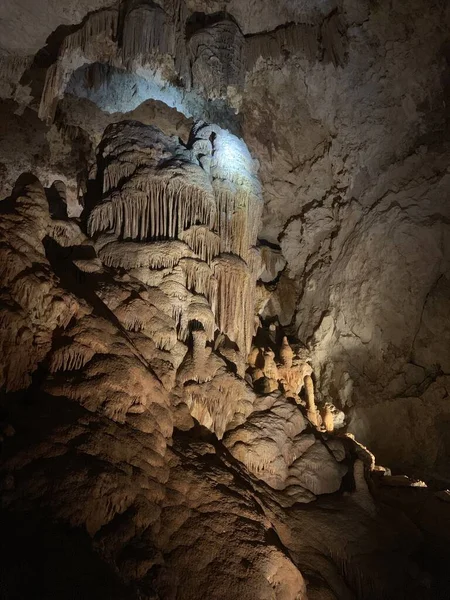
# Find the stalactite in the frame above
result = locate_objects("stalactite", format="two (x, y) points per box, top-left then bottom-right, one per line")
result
(48, 220), (88, 247)
(209, 129), (261, 193)
(178, 301), (215, 342)
(179, 226), (221, 263)
(178, 258), (217, 308)
(88, 177), (216, 241)
(245, 22), (319, 71)
(213, 184), (263, 261)
(39, 8), (119, 123)
(158, 275), (196, 337)
(98, 239), (195, 270)
(89, 120), (263, 361)
(188, 18), (245, 97)
(103, 161), (137, 193)
(190, 124), (263, 263)
(0, 54), (32, 83)
(184, 372), (254, 438)
(247, 246), (263, 279)
(38, 61), (65, 123)
(122, 1), (174, 64)
(114, 298), (178, 351)
(50, 345), (95, 373)
(168, 0), (189, 84)
(321, 11), (347, 67)
(62, 9), (118, 54)
(212, 254), (254, 354)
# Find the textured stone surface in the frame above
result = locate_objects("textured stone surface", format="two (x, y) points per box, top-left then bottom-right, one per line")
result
(0, 0), (450, 597)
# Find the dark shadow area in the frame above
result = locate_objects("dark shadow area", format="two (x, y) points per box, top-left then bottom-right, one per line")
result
(186, 11), (242, 39)
(0, 509), (137, 600)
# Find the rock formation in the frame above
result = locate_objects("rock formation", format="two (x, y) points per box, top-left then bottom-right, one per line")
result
(0, 0), (450, 598)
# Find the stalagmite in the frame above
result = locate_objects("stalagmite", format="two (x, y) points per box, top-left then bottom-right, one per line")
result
(247, 346), (260, 368)
(262, 349), (278, 380)
(279, 336), (294, 368)
(304, 375), (319, 427)
(192, 329), (207, 364)
(259, 377), (279, 394)
(176, 328), (222, 386)
(252, 368), (264, 382)
(321, 404), (334, 433)
(279, 360), (312, 398)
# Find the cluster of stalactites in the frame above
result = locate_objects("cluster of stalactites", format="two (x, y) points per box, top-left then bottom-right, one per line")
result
(39, 8), (120, 122)
(38, 1), (179, 123)
(88, 121), (217, 242)
(179, 226), (221, 263)
(87, 180), (216, 241)
(88, 120), (262, 356)
(36, 0), (342, 125)
(190, 122), (263, 263)
(122, 1), (175, 65)
(245, 22), (319, 70)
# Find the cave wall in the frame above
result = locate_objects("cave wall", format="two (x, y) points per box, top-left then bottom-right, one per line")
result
(0, 0), (450, 598)
(1, 0), (449, 479)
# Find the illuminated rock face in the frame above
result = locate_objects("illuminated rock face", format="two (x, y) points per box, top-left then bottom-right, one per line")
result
(88, 119), (262, 358)
(0, 148), (440, 600)
(1, 0), (450, 598)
